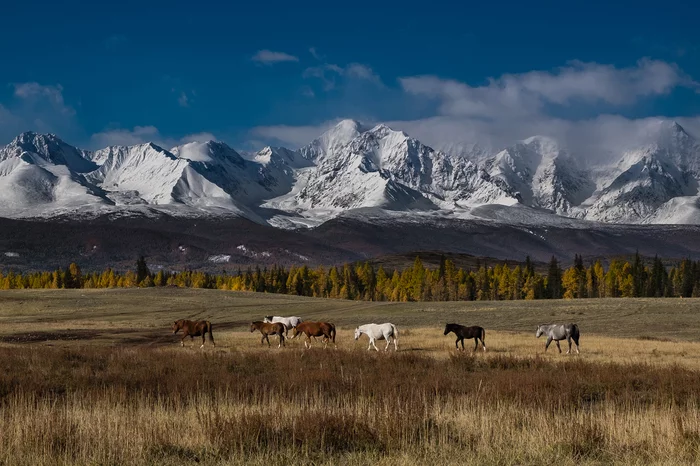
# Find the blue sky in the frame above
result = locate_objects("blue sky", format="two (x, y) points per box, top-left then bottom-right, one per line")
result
(1, 0), (700, 153)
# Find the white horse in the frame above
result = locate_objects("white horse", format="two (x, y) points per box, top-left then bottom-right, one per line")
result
(354, 323), (399, 351)
(536, 323), (580, 354)
(263, 315), (303, 336)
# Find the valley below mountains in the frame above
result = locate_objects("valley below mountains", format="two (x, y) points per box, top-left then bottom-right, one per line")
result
(3, 119), (700, 269)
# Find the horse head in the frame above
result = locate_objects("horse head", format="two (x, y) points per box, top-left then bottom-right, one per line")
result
(249, 322), (257, 333)
(354, 327), (361, 340)
(172, 321), (181, 334)
(535, 325), (544, 338)
(263, 316), (273, 323)
(292, 326), (301, 338)
(443, 324), (452, 336)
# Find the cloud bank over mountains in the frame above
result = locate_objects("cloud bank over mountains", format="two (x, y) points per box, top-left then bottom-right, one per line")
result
(1, 56), (699, 167)
(252, 58), (700, 165)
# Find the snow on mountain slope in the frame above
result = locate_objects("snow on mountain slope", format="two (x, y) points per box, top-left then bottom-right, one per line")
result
(0, 133), (109, 216)
(87, 143), (191, 204)
(0, 132), (96, 173)
(577, 121), (700, 222)
(297, 119), (369, 163)
(482, 136), (594, 215)
(2, 119), (700, 226)
(643, 196), (700, 224)
(284, 123), (492, 212)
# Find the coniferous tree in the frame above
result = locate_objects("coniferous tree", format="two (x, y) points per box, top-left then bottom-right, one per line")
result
(135, 256), (150, 285)
(546, 256), (562, 299)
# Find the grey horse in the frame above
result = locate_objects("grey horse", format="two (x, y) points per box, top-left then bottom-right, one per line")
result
(536, 323), (580, 354)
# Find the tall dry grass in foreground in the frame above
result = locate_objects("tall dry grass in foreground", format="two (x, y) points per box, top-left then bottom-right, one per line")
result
(0, 346), (699, 465)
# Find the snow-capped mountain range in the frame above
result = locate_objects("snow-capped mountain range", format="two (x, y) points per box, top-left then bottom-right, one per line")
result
(2, 119), (700, 227)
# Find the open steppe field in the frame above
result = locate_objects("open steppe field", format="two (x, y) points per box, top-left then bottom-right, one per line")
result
(1, 289), (700, 465)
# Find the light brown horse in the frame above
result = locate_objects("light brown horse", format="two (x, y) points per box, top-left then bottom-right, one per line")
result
(172, 319), (214, 348)
(292, 321), (336, 349)
(250, 321), (286, 348)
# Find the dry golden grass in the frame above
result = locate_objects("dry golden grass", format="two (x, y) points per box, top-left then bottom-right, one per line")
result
(0, 289), (700, 464)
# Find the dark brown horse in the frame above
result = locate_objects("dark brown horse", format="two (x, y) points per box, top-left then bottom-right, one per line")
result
(250, 321), (286, 348)
(292, 321), (336, 349)
(444, 323), (486, 352)
(172, 319), (214, 348)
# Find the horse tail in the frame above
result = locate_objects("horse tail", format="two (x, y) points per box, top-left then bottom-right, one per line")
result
(391, 324), (399, 340)
(571, 323), (580, 343)
(481, 327), (485, 342)
(330, 323), (336, 343)
(207, 321), (215, 346)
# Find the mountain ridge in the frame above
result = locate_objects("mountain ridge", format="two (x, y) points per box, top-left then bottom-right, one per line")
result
(2, 118), (700, 226)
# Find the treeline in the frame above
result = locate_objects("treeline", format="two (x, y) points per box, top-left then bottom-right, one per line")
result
(1, 254), (700, 301)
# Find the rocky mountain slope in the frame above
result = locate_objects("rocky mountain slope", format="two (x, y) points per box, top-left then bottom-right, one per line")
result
(2, 119), (700, 226)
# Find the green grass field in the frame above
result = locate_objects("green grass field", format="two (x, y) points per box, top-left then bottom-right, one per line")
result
(1, 289), (700, 465)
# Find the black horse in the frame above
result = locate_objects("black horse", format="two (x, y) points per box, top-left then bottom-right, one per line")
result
(443, 323), (486, 352)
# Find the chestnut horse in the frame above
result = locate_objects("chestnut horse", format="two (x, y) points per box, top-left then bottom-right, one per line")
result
(250, 321), (286, 348)
(172, 319), (214, 348)
(293, 321), (336, 349)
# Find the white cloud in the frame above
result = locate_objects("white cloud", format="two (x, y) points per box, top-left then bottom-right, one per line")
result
(13, 82), (75, 116)
(90, 126), (161, 147)
(249, 120), (343, 148)
(252, 50), (299, 65)
(0, 82), (82, 143)
(309, 47), (322, 60)
(178, 92), (189, 108)
(400, 59), (696, 119)
(180, 132), (217, 143)
(304, 62), (382, 90)
(89, 126), (218, 149)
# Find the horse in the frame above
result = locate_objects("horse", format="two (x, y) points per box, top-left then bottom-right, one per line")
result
(443, 323), (486, 352)
(354, 323), (399, 351)
(263, 315), (303, 336)
(172, 319), (215, 348)
(250, 321), (286, 348)
(292, 321), (336, 349)
(536, 323), (580, 354)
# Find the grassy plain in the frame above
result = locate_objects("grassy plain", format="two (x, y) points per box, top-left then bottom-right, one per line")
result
(1, 289), (700, 465)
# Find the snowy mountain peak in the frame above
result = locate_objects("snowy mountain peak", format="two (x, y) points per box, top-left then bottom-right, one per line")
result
(2, 131), (96, 173)
(298, 119), (371, 162)
(171, 140), (245, 165)
(3, 118), (700, 226)
(522, 135), (562, 158)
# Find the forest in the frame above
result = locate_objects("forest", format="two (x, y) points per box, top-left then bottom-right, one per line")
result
(1, 253), (700, 301)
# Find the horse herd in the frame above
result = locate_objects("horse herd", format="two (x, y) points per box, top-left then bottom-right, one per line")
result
(172, 317), (582, 354)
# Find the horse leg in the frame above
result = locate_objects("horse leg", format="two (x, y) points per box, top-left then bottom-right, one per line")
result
(180, 335), (186, 347)
(461, 339), (465, 351)
(394, 336), (398, 351)
(385, 337), (390, 351)
(190, 335), (194, 347)
(279, 333), (285, 348)
(371, 339), (379, 352)
(455, 338), (460, 350)
(266, 334), (271, 347)
(545, 337), (553, 352)
(555, 340), (562, 354)
(200, 333), (205, 349)
(566, 336), (572, 354)
(473, 338), (479, 352)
